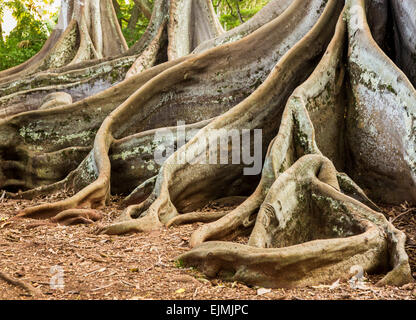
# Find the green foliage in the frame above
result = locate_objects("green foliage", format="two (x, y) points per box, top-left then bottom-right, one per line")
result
(0, 0), (53, 71)
(0, 0), (270, 71)
(116, 0), (153, 48)
(212, 0), (270, 30)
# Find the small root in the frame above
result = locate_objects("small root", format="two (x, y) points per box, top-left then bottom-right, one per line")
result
(21, 209), (102, 228)
(96, 211), (163, 235)
(166, 211), (229, 228)
(0, 271), (42, 298)
(50, 209), (102, 225)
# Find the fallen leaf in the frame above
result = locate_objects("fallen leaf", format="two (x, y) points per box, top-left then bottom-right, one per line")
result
(257, 288), (272, 296)
(312, 279), (340, 290)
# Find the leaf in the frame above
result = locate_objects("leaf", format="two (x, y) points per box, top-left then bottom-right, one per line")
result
(311, 279), (340, 290)
(175, 288), (186, 294)
(329, 279), (340, 290)
(257, 288), (272, 296)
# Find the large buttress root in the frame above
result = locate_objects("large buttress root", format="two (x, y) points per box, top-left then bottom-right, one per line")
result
(178, 1), (415, 287)
(0, 0), (167, 117)
(0, 0), (289, 118)
(99, 0), (413, 288)
(2, 0), (414, 290)
(190, 10), (349, 247)
(345, 0), (416, 204)
(99, 0), (344, 235)
(0, 59), (185, 198)
(16, 0), (335, 220)
(180, 154), (413, 288)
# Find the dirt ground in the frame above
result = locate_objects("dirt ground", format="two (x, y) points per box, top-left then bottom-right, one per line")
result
(0, 193), (415, 300)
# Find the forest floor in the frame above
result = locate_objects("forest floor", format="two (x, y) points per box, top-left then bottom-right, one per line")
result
(0, 193), (415, 300)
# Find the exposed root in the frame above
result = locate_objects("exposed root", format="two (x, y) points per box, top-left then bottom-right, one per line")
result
(0, 0), (128, 85)
(345, 0), (416, 204)
(101, 0), (343, 237)
(50, 209), (102, 225)
(179, 155), (413, 288)
(166, 211), (229, 228)
(143, 3), (415, 287)
(0, 271), (42, 298)
(17, 0), (333, 221)
(0, 0), (415, 291)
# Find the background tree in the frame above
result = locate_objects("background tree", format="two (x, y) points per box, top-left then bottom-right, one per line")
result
(115, 0), (153, 47)
(212, 0), (270, 30)
(0, 0), (56, 71)
(0, 0), (270, 71)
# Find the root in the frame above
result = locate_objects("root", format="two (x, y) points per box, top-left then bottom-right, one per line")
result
(0, 271), (42, 298)
(0, 0), (128, 85)
(166, 211), (229, 228)
(152, 5), (414, 287)
(179, 155), (413, 288)
(18, 0), (334, 222)
(50, 209), (102, 225)
(1, 0), (415, 291)
(345, 0), (416, 204)
(97, 208), (163, 235)
(104, 0), (342, 237)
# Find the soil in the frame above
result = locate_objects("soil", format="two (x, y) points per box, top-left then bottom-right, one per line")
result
(0, 193), (415, 300)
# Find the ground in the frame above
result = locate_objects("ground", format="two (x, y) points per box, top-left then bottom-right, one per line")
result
(0, 193), (415, 300)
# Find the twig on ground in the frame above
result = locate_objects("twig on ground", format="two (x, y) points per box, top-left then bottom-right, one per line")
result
(391, 208), (415, 223)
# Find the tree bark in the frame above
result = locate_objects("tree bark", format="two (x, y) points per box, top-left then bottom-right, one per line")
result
(127, 3), (141, 31)
(134, 0), (152, 20)
(112, 0), (122, 27)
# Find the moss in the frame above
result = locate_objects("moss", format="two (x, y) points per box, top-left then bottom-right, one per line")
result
(56, 130), (95, 145)
(174, 259), (186, 269)
(292, 116), (313, 154)
(349, 57), (397, 97)
(19, 125), (50, 142)
(311, 193), (348, 214)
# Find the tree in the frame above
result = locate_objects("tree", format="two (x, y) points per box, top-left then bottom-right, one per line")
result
(0, 0), (53, 71)
(212, 0), (270, 30)
(114, 0), (153, 47)
(1, 0), (415, 288)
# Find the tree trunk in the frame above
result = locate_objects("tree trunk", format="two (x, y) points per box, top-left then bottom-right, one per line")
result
(0, 0), (415, 289)
(127, 3), (141, 32)
(112, 0), (123, 27)
(0, 22), (4, 46)
(134, 0), (153, 20)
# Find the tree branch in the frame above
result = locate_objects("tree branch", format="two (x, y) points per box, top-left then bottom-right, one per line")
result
(236, 1), (245, 24)
(127, 3), (141, 31)
(134, 0), (152, 20)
